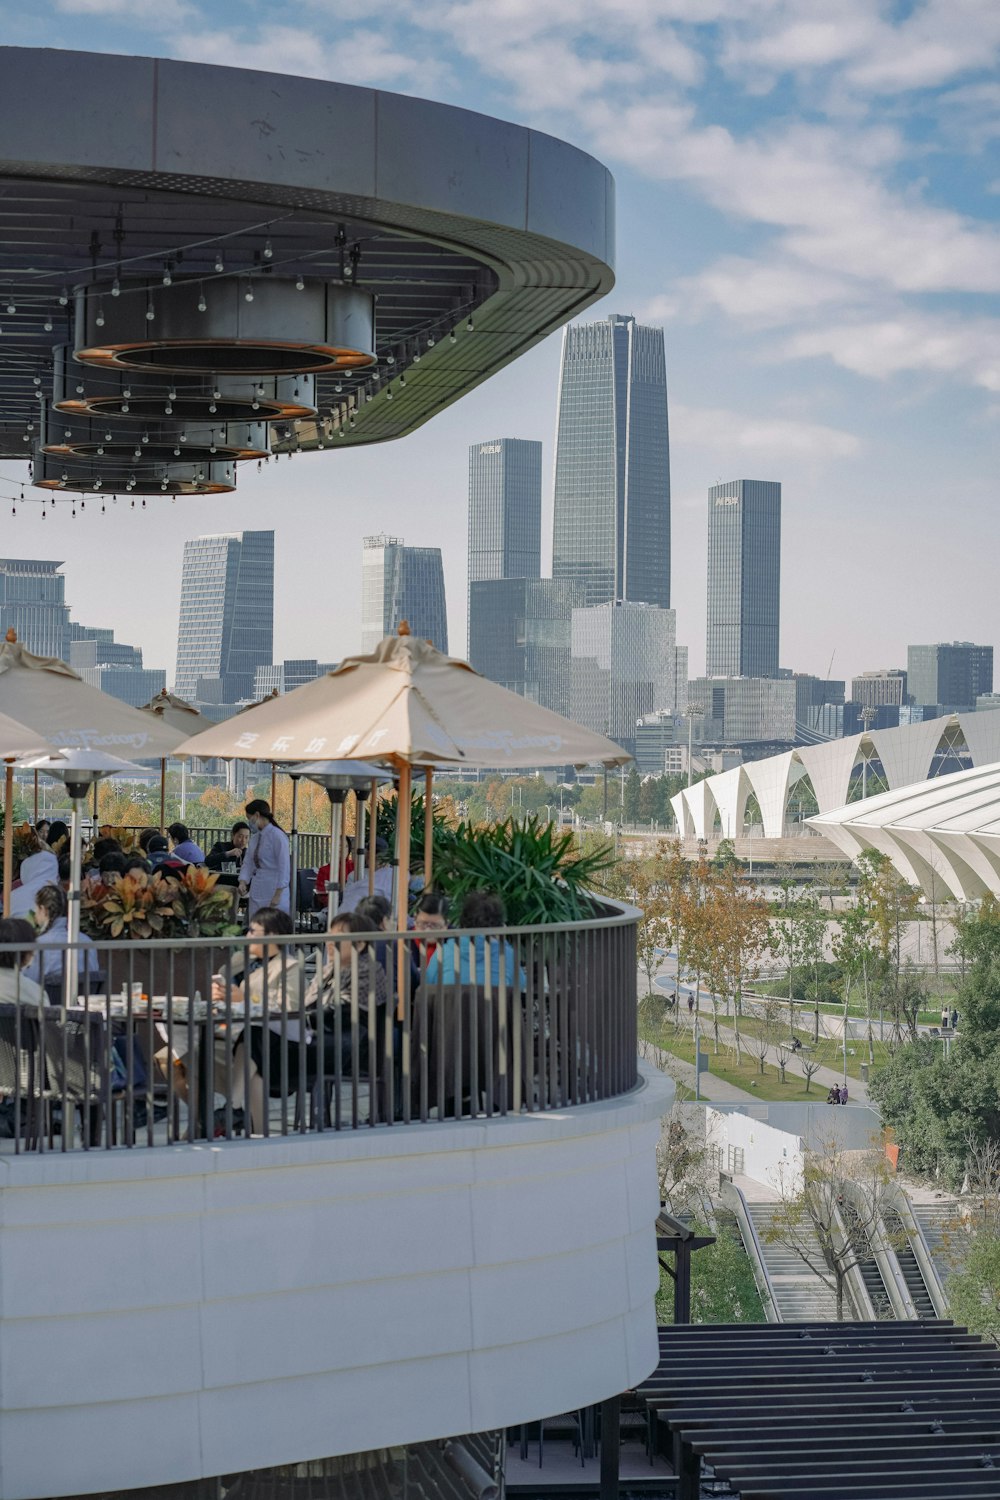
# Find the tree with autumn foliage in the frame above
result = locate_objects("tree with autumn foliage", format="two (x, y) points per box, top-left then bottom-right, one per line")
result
(699, 865), (772, 1057)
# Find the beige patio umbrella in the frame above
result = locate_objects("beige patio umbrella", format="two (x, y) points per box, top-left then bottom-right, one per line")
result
(139, 688), (204, 832)
(0, 630), (185, 912)
(175, 625), (631, 946)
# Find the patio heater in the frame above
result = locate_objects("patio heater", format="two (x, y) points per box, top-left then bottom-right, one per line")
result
(19, 751), (144, 1007)
(286, 761), (392, 927)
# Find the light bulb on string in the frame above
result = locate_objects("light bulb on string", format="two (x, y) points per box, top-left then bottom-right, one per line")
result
(386, 352), (396, 366)
(95, 299), (105, 328)
(43, 314), (53, 332)
(263, 237), (273, 260)
(295, 273), (305, 291)
(399, 371), (406, 387)
(33, 375), (41, 387)
(162, 263), (173, 286)
(197, 285), (207, 313)
(466, 316), (474, 331)
(427, 333), (436, 347)
(5, 301), (14, 315)
(59, 287), (69, 305)
(145, 295), (155, 322)
(110, 278), (120, 298)
(214, 251), (224, 273)
(244, 279), (254, 303)
(449, 330), (457, 344)
(142, 498), (146, 509)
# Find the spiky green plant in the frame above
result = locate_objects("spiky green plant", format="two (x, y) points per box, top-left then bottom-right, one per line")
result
(432, 814), (616, 926)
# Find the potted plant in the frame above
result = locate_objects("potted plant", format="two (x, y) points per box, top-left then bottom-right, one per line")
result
(81, 866), (239, 997)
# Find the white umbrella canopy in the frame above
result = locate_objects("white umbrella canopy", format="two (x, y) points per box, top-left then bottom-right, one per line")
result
(140, 688), (204, 832)
(0, 633), (185, 759)
(176, 629), (631, 959)
(173, 631), (631, 771)
(0, 709), (58, 761)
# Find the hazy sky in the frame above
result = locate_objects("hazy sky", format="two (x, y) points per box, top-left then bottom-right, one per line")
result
(2, 2), (998, 689)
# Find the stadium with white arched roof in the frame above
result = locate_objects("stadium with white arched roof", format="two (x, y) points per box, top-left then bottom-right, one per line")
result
(669, 708), (1000, 849)
(808, 761), (1000, 901)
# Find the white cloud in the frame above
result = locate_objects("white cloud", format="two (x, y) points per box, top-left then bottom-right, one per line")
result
(168, 23), (448, 91)
(56, 0), (197, 21)
(673, 403), (861, 459)
(784, 312), (1000, 391)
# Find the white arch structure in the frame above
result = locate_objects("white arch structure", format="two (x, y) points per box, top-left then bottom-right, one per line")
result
(669, 709), (1000, 843)
(808, 760), (1000, 900)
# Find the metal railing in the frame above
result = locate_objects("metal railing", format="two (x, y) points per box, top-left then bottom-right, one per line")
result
(0, 901), (639, 1152)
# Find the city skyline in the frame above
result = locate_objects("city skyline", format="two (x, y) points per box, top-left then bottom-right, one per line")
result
(0, 11), (995, 688)
(706, 479), (782, 679)
(360, 534), (449, 655)
(174, 530), (275, 703)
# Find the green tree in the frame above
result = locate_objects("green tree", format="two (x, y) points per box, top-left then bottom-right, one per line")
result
(638, 775), (660, 824)
(623, 766), (641, 824)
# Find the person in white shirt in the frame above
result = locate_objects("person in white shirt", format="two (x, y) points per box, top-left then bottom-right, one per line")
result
(337, 837), (394, 913)
(239, 799), (291, 918)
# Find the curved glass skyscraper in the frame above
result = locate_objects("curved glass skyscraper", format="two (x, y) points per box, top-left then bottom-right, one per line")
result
(551, 313), (671, 609)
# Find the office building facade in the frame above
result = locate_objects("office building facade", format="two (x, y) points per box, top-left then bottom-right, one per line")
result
(174, 531), (274, 702)
(0, 558), (70, 658)
(571, 600), (676, 755)
(361, 535), (448, 655)
(706, 480), (781, 679)
(253, 659), (336, 697)
(689, 675), (797, 747)
(907, 642), (993, 711)
(552, 314), (671, 609)
(469, 578), (582, 717)
(467, 437), (541, 594)
(851, 669), (908, 709)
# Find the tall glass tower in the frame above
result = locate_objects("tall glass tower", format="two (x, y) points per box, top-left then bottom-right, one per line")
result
(467, 437), (541, 652)
(706, 480), (781, 679)
(0, 558), (70, 658)
(552, 314), (671, 609)
(174, 530), (274, 702)
(361, 535), (448, 655)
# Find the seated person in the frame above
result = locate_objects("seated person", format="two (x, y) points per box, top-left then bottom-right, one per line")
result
(168, 822), (206, 864)
(146, 834), (189, 874)
(423, 890), (523, 990)
(98, 851), (127, 881)
(137, 827), (159, 856)
(209, 906), (308, 1133)
(315, 836), (355, 903)
(35, 818), (50, 845)
(44, 820), (69, 856)
(355, 893), (393, 976)
(10, 846), (59, 918)
(122, 854), (152, 876)
(338, 838), (394, 912)
(23, 884), (98, 991)
(0, 917), (45, 1005)
(306, 911), (388, 1077)
(205, 820), (251, 871)
(411, 891), (449, 992)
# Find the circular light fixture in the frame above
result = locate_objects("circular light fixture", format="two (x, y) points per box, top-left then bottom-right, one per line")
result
(74, 278), (377, 375)
(32, 452), (237, 495)
(51, 346), (318, 422)
(40, 407), (268, 463)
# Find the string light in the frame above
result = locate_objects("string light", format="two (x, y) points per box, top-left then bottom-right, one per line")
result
(59, 287), (70, 305)
(145, 295), (155, 322)
(95, 298), (105, 328)
(243, 278), (254, 303)
(263, 238), (273, 260)
(109, 279), (120, 298)
(43, 313), (53, 332)
(214, 251), (224, 273)
(295, 273), (305, 291)
(466, 315), (474, 331)
(162, 263), (173, 286)
(197, 285), (207, 313)
(5, 301), (14, 315)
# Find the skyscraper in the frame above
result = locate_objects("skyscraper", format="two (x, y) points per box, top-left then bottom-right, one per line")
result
(174, 531), (274, 702)
(468, 438), (541, 586)
(361, 535), (448, 654)
(552, 313), (671, 609)
(706, 480), (781, 679)
(468, 578), (582, 717)
(907, 642), (993, 710)
(570, 600), (677, 756)
(0, 558), (70, 658)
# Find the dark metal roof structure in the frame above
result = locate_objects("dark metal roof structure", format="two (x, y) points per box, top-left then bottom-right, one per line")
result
(639, 1320), (1000, 1500)
(0, 47), (615, 487)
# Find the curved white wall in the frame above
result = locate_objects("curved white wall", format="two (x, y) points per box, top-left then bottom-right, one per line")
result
(0, 1065), (672, 1500)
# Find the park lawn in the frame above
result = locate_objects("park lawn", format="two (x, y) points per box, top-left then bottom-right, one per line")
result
(731, 1010), (893, 1084)
(640, 1022), (838, 1103)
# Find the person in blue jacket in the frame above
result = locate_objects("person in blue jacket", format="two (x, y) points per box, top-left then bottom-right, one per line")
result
(423, 889), (524, 989)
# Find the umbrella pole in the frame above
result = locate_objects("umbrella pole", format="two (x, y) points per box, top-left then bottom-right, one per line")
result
(338, 798), (347, 900)
(356, 795), (367, 889)
(289, 775), (300, 931)
(326, 796), (343, 928)
(33, 770), (38, 824)
(368, 779), (378, 896)
(92, 778), (99, 831)
(2, 759), (14, 917)
(424, 767), (434, 887)
(395, 761), (412, 1021)
(270, 765), (277, 811)
(65, 793), (84, 1011)
(159, 759), (166, 833)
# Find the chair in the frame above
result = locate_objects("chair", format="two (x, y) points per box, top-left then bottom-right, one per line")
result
(40, 1008), (123, 1147)
(0, 1003), (49, 1148)
(296, 869), (321, 931)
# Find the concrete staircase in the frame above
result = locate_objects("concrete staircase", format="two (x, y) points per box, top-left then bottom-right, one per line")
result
(744, 1200), (842, 1321)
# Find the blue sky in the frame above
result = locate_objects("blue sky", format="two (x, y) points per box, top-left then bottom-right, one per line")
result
(3, 1), (999, 687)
